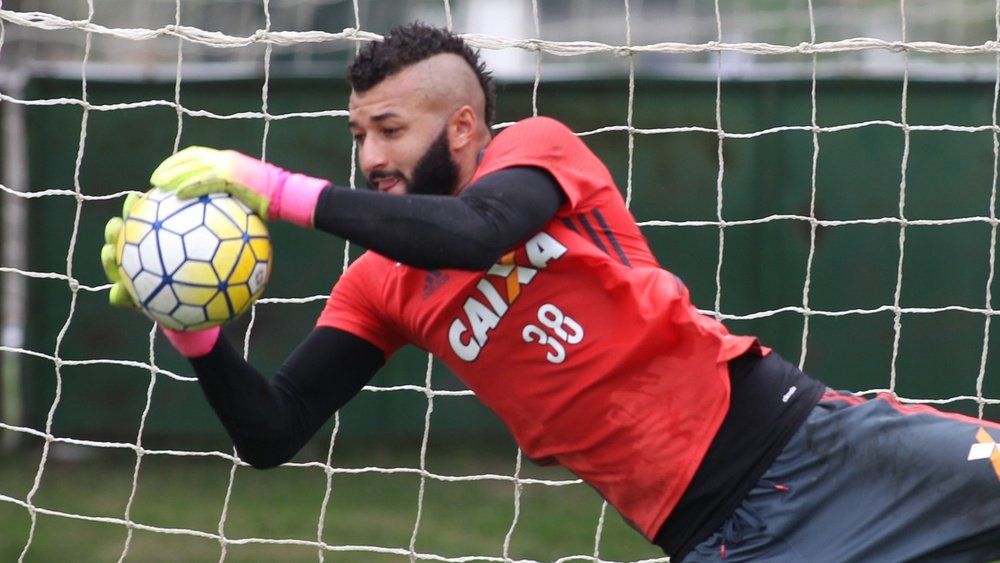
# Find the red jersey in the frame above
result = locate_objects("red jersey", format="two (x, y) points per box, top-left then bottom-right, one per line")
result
(316, 116), (762, 538)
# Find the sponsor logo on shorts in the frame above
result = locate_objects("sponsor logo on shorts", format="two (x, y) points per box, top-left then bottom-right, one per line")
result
(782, 385), (798, 403)
(967, 427), (1000, 480)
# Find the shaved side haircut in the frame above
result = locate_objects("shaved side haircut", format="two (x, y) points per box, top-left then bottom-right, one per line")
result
(347, 23), (497, 127)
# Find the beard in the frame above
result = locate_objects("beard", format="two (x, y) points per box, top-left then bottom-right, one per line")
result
(366, 126), (460, 196)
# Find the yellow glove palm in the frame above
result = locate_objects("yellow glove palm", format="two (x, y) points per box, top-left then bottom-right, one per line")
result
(100, 192), (141, 308)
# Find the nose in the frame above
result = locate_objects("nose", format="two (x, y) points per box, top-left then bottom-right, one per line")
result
(358, 138), (388, 178)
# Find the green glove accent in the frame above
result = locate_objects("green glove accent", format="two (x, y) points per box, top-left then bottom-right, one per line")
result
(101, 192), (141, 308)
(148, 146), (226, 190)
(149, 146), (273, 220)
(172, 177), (271, 221)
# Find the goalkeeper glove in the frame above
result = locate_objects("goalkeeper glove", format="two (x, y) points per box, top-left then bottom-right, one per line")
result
(101, 194), (220, 357)
(149, 146), (329, 227)
(101, 192), (141, 310)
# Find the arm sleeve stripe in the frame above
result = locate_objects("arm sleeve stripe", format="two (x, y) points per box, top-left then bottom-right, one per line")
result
(592, 208), (632, 267)
(562, 217), (580, 233)
(576, 213), (612, 257)
(565, 211), (633, 268)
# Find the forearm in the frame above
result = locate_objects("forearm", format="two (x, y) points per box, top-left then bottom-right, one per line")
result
(150, 149), (564, 270)
(312, 167), (565, 270)
(188, 327), (383, 468)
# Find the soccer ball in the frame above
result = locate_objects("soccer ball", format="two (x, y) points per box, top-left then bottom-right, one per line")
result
(115, 187), (272, 331)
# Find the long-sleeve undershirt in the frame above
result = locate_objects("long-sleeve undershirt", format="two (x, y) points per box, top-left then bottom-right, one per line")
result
(313, 167), (566, 270)
(189, 166), (565, 467)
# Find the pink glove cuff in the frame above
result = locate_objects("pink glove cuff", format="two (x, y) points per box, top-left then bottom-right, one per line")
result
(227, 151), (328, 227)
(270, 170), (329, 227)
(162, 325), (221, 358)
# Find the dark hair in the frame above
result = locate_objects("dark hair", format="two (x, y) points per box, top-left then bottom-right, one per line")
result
(347, 23), (496, 126)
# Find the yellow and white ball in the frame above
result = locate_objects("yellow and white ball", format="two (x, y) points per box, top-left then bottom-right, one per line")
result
(115, 187), (272, 331)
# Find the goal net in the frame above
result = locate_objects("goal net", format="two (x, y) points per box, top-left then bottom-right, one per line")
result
(2, 0), (999, 561)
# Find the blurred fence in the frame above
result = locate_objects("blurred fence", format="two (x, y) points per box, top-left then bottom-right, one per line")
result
(5, 74), (1000, 446)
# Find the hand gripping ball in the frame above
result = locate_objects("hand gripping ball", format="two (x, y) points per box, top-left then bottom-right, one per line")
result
(115, 187), (272, 330)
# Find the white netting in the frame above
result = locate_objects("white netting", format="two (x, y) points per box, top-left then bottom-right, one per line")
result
(2, 0), (1000, 562)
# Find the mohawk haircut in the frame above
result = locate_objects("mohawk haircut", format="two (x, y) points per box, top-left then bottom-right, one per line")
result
(347, 23), (496, 127)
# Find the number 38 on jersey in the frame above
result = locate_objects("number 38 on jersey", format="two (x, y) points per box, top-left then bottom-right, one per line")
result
(448, 231), (577, 362)
(522, 303), (584, 364)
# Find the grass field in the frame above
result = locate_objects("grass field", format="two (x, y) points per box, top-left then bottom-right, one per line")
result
(1, 441), (666, 563)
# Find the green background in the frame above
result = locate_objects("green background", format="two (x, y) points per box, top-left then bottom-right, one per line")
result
(6, 74), (1000, 451)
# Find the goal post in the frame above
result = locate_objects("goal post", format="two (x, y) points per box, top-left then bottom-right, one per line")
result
(2, 0), (1000, 561)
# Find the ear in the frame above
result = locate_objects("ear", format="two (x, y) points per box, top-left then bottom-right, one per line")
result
(448, 105), (478, 151)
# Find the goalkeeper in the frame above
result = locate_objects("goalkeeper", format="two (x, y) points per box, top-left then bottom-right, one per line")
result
(102, 23), (1000, 562)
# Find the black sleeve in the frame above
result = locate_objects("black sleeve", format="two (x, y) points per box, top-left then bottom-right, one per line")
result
(189, 326), (384, 468)
(312, 166), (566, 270)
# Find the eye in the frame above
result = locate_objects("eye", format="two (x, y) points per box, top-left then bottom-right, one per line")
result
(381, 126), (401, 138)
(351, 132), (365, 144)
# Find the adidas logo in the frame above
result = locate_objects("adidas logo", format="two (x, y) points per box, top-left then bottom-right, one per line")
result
(423, 269), (449, 299)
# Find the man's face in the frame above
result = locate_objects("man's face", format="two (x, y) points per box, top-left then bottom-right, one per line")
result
(348, 66), (460, 196)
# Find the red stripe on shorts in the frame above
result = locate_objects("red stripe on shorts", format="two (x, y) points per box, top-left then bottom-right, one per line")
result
(820, 389), (1000, 430)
